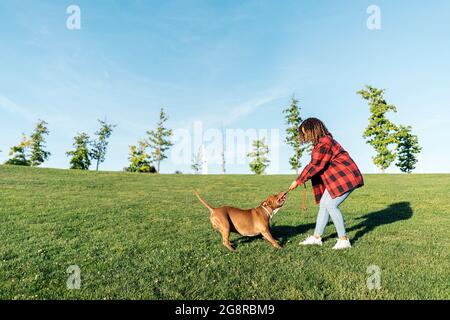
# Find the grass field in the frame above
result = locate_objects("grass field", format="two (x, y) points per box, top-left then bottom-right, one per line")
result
(0, 165), (449, 300)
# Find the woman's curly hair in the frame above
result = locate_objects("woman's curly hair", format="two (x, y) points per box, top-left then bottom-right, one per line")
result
(298, 117), (332, 145)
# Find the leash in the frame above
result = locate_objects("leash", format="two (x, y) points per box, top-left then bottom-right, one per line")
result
(281, 183), (307, 218)
(301, 183), (307, 219)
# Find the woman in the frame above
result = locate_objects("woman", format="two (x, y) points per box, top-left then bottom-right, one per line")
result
(288, 118), (364, 249)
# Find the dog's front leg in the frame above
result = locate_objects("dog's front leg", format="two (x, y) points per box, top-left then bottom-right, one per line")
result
(261, 229), (282, 249)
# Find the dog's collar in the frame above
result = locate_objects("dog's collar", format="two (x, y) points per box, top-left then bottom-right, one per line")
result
(261, 206), (272, 218)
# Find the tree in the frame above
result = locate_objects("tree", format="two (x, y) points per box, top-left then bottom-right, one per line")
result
(357, 86), (399, 173)
(66, 132), (91, 170)
(91, 119), (116, 171)
(30, 120), (51, 167)
(395, 125), (421, 173)
(221, 126), (226, 174)
(191, 148), (202, 174)
(283, 95), (309, 174)
(147, 108), (173, 173)
(4, 134), (32, 166)
(247, 138), (270, 175)
(127, 140), (156, 173)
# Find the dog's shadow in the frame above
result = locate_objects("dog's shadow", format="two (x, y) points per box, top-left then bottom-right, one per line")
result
(271, 223), (316, 244)
(233, 201), (413, 246)
(232, 223), (316, 246)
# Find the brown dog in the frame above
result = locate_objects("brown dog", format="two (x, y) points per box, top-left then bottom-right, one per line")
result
(194, 190), (287, 251)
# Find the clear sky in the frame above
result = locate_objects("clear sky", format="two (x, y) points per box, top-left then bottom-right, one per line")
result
(1, 0), (449, 174)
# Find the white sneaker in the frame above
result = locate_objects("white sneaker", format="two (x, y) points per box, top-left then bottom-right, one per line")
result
(332, 239), (352, 250)
(300, 235), (323, 246)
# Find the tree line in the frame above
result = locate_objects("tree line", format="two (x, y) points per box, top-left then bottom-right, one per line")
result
(3, 119), (117, 171)
(2, 109), (174, 174)
(2, 85), (421, 174)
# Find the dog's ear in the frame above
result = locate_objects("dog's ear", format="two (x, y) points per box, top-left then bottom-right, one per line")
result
(261, 201), (268, 207)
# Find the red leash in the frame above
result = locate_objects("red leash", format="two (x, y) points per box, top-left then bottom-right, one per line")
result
(281, 183), (307, 218)
(302, 183), (307, 212)
(301, 183), (307, 219)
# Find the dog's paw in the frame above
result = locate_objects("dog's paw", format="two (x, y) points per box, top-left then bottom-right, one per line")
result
(224, 244), (236, 252)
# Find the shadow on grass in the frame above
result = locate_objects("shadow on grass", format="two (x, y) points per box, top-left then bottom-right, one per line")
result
(232, 223), (316, 246)
(232, 202), (413, 246)
(271, 223), (316, 244)
(324, 201), (413, 243)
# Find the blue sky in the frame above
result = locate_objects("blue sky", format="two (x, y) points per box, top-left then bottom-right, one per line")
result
(1, 0), (449, 174)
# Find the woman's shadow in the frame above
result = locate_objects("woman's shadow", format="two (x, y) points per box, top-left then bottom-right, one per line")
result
(236, 201), (412, 245)
(341, 201), (413, 243)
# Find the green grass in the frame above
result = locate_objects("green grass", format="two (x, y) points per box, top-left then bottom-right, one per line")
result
(0, 165), (449, 300)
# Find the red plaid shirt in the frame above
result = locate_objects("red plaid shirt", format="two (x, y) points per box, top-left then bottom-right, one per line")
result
(296, 135), (364, 204)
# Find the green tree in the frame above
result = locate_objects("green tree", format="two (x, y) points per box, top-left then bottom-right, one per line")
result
(191, 148), (202, 174)
(357, 85), (399, 173)
(247, 138), (270, 175)
(91, 119), (116, 171)
(395, 125), (421, 173)
(4, 134), (32, 166)
(127, 140), (155, 173)
(66, 132), (91, 170)
(283, 95), (309, 174)
(147, 108), (173, 173)
(30, 120), (51, 167)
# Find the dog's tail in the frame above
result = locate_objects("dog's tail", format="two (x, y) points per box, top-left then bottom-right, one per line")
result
(193, 189), (214, 212)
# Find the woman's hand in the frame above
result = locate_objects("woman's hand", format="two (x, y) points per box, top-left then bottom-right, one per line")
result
(288, 180), (299, 191)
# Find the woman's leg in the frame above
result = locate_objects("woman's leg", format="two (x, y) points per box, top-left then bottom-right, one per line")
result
(313, 189), (333, 237)
(323, 190), (352, 238)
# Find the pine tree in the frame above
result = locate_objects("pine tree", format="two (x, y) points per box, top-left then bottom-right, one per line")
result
(283, 95), (309, 174)
(127, 140), (155, 173)
(147, 108), (173, 173)
(247, 138), (270, 175)
(357, 86), (399, 173)
(395, 125), (421, 173)
(30, 120), (51, 167)
(66, 132), (91, 170)
(191, 148), (202, 174)
(91, 119), (116, 171)
(5, 134), (32, 166)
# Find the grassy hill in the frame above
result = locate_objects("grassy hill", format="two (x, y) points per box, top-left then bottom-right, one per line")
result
(0, 165), (449, 299)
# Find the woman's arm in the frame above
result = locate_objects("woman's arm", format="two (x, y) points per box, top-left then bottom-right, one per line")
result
(296, 141), (333, 185)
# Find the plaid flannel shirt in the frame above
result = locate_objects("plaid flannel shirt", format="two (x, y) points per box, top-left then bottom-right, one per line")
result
(296, 135), (364, 204)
